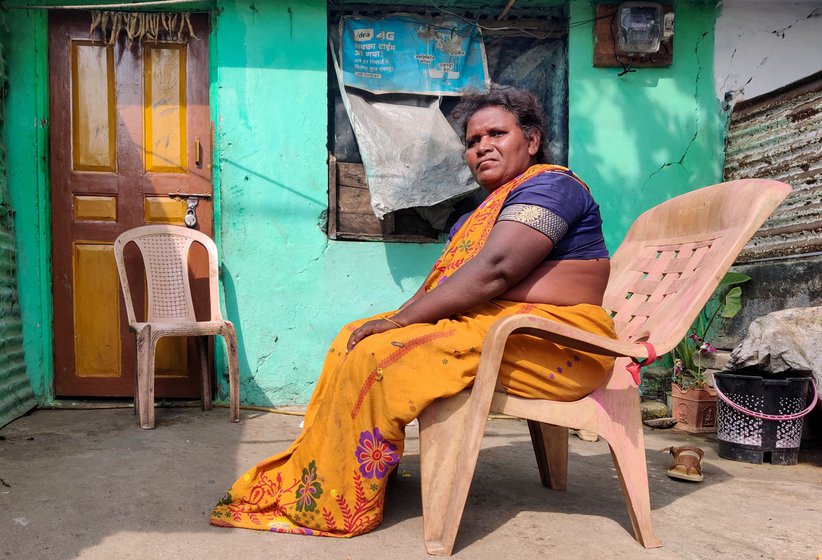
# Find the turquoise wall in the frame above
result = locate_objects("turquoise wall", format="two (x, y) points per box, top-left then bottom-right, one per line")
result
(212, 0), (442, 405)
(569, 0), (723, 252)
(220, 0), (724, 405)
(3, 0), (724, 407)
(2, 9), (52, 401)
(0, 38), (39, 427)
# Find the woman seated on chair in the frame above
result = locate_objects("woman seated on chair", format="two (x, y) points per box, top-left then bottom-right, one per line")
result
(210, 86), (616, 536)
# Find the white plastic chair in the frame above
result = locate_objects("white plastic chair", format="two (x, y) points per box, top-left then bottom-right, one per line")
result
(114, 225), (240, 429)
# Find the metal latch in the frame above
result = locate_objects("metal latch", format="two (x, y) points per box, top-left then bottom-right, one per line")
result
(168, 193), (212, 228)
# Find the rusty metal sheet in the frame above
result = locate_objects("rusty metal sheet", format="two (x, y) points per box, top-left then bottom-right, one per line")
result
(0, 228), (37, 429)
(725, 72), (822, 262)
(0, 43), (37, 428)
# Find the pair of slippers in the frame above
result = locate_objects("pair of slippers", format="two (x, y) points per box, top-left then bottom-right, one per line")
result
(666, 446), (704, 482)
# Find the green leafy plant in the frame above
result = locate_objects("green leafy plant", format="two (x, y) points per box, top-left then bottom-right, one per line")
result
(671, 272), (751, 390)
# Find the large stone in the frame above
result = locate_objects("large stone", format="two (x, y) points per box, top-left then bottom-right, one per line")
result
(640, 399), (670, 420)
(698, 350), (731, 371)
(725, 307), (822, 387)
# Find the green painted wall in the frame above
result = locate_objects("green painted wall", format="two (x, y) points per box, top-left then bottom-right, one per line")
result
(0, 39), (38, 427)
(3, 0), (725, 407)
(212, 0), (443, 405)
(569, 0), (724, 252)
(2, 9), (52, 401)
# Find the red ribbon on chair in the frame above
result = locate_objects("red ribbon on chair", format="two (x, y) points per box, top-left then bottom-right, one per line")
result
(626, 342), (657, 386)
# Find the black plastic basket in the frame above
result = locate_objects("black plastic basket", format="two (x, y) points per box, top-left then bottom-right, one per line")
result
(714, 372), (818, 465)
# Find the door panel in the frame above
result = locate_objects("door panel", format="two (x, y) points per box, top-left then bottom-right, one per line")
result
(144, 196), (187, 223)
(74, 195), (118, 222)
(144, 44), (187, 173)
(49, 12), (212, 397)
(73, 242), (121, 378)
(71, 41), (117, 172)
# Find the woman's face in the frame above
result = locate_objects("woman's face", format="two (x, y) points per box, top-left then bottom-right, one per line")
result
(464, 105), (540, 191)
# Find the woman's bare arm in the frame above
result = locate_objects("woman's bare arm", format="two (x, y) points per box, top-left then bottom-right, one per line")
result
(347, 221), (553, 350)
(392, 221), (554, 323)
(398, 282), (427, 310)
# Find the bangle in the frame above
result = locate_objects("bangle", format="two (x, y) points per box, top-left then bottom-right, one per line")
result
(383, 316), (404, 328)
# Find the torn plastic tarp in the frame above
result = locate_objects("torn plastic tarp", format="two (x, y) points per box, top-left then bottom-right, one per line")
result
(330, 20), (480, 226)
(344, 92), (479, 224)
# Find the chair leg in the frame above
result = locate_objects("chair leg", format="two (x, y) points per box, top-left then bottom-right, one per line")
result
(222, 323), (240, 423)
(527, 421), (568, 490)
(418, 322), (511, 556)
(133, 353), (139, 417)
(605, 414), (663, 548)
(198, 336), (212, 411)
(136, 328), (157, 429)
(419, 391), (483, 556)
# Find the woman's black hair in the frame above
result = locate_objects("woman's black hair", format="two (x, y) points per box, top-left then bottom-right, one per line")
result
(452, 85), (549, 163)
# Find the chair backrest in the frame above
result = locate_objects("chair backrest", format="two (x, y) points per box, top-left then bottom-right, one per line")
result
(113, 225), (222, 325)
(602, 179), (791, 354)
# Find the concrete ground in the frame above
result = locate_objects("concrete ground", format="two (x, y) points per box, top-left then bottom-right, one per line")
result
(1, 405), (820, 560)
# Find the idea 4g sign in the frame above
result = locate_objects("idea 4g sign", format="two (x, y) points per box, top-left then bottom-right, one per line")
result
(340, 14), (489, 95)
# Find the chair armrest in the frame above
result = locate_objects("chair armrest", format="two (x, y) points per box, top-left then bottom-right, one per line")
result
(485, 313), (653, 360)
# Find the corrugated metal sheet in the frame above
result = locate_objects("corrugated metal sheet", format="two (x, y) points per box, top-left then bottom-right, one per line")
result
(725, 72), (822, 262)
(0, 42), (37, 429)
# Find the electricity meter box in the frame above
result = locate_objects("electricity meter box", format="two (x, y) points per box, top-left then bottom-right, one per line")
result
(618, 2), (663, 54)
(592, 2), (674, 69)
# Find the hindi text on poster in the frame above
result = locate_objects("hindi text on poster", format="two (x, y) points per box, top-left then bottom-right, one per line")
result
(340, 15), (489, 95)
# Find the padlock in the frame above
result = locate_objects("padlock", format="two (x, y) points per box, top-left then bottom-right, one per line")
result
(184, 211), (197, 227)
(184, 197), (199, 228)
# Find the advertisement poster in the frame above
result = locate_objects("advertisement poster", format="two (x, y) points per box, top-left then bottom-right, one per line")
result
(340, 14), (489, 95)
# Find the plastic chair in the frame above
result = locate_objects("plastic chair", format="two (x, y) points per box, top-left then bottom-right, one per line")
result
(114, 225), (240, 429)
(417, 179), (791, 555)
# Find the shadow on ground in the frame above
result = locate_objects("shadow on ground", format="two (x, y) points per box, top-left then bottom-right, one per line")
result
(380, 424), (737, 554)
(2, 407), (820, 560)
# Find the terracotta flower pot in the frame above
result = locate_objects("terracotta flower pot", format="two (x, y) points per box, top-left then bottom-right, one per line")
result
(671, 383), (717, 433)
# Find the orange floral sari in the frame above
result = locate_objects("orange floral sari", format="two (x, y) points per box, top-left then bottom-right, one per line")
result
(210, 165), (615, 537)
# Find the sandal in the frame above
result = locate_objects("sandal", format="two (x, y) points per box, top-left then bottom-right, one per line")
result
(571, 429), (599, 442)
(667, 446), (704, 482)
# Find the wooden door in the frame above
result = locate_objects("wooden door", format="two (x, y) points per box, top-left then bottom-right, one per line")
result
(49, 12), (213, 397)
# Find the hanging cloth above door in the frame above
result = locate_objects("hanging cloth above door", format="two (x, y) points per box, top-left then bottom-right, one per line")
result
(89, 10), (197, 46)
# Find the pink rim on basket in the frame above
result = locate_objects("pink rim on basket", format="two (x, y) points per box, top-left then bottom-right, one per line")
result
(713, 376), (819, 421)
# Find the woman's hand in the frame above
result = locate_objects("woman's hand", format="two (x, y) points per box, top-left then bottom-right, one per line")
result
(347, 318), (401, 352)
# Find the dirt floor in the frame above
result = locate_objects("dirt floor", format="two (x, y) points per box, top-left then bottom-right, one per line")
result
(1, 405), (820, 560)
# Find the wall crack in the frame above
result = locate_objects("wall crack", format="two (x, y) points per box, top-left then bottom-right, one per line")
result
(253, 335), (278, 375)
(294, 238), (330, 276)
(723, 5), (821, 109)
(641, 32), (707, 191)
(768, 6), (821, 38)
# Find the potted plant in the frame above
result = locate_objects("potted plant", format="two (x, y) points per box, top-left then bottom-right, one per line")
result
(670, 272), (750, 433)
(670, 339), (718, 433)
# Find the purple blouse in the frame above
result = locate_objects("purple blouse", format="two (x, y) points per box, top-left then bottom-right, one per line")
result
(448, 170), (609, 261)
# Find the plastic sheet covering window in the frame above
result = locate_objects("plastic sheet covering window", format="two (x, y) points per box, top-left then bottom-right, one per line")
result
(329, 21), (478, 229)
